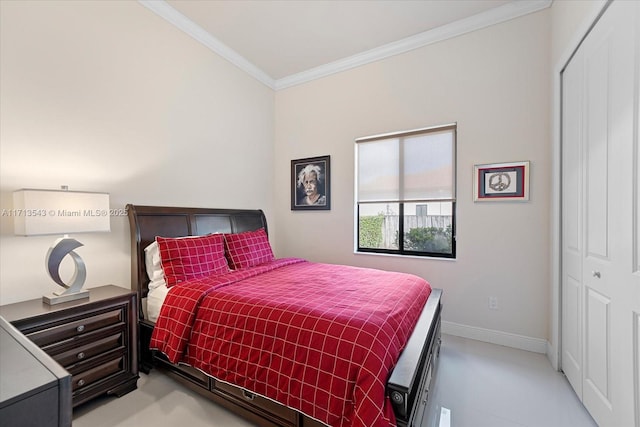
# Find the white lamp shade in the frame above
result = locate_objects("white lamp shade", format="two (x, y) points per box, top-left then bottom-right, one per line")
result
(13, 189), (111, 236)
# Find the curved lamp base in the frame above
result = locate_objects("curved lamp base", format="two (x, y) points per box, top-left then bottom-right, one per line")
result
(43, 236), (90, 305)
(43, 289), (90, 305)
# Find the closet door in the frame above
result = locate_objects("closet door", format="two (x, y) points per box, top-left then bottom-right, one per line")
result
(561, 44), (583, 400)
(561, 1), (639, 426)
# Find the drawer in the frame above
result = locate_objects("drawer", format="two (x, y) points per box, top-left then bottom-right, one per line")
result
(156, 358), (210, 390)
(42, 323), (124, 356)
(214, 380), (298, 426)
(72, 355), (124, 392)
(51, 332), (123, 368)
(26, 309), (124, 348)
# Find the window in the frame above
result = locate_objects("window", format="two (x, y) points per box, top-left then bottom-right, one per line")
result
(355, 123), (456, 258)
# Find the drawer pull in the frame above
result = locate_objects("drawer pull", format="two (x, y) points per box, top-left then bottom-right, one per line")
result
(76, 325), (85, 333)
(77, 352), (85, 360)
(77, 379), (85, 387)
(242, 390), (255, 401)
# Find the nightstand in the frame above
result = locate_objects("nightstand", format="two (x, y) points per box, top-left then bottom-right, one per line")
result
(0, 285), (138, 408)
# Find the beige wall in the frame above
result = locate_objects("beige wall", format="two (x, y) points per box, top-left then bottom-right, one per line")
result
(0, 1), (599, 349)
(274, 10), (551, 342)
(0, 1), (275, 304)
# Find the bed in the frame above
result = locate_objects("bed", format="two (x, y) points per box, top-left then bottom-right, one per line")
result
(127, 204), (442, 427)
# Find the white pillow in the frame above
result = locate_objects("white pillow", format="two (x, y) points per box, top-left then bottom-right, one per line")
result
(144, 241), (166, 290)
(147, 283), (169, 322)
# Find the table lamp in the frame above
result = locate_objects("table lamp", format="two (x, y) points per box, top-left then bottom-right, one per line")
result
(13, 188), (110, 305)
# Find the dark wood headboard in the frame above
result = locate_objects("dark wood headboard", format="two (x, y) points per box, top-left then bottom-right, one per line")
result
(126, 204), (267, 318)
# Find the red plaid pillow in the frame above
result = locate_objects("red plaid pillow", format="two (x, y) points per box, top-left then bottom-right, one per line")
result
(224, 228), (275, 269)
(156, 234), (229, 287)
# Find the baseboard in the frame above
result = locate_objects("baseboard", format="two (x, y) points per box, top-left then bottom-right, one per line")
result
(442, 321), (548, 354)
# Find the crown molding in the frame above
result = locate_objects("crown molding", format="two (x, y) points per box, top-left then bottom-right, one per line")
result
(275, 0), (552, 90)
(139, 0), (552, 92)
(138, 0), (276, 90)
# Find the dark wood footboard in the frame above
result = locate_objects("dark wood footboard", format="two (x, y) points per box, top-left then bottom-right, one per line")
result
(128, 204), (442, 426)
(388, 289), (442, 426)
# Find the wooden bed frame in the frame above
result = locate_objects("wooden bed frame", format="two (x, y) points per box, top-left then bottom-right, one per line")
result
(127, 204), (442, 427)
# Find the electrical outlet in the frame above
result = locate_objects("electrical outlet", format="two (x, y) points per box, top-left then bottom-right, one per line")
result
(488, 296), (499, 310)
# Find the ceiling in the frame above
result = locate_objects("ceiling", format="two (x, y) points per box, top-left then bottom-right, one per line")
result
(141, 0), (552, 89)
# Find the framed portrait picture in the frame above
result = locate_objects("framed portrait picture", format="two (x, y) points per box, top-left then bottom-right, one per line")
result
(474, 161), (530, 201)
(291, 155), (331, 210)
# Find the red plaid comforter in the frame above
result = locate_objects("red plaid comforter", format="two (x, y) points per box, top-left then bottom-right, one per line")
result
(151, 259), (431, 427)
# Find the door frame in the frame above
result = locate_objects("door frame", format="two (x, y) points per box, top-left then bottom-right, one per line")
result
(551, 0), (609, 371)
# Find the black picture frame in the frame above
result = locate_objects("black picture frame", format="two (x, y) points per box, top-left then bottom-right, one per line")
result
(291, 155), (331, 210)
